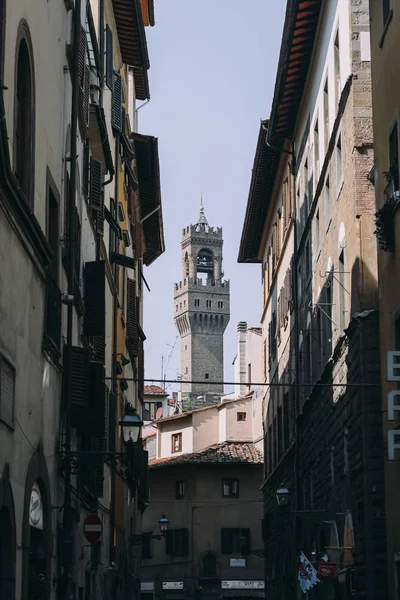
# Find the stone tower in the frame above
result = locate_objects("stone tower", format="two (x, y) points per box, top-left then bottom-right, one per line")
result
(174, 202), (230, 409)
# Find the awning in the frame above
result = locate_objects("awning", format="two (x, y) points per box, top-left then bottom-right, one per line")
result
(131, 132), (165, 266)
(112, 0), (150, 100)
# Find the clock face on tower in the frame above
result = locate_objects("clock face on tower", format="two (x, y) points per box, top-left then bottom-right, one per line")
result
(29, 482), (44, 530)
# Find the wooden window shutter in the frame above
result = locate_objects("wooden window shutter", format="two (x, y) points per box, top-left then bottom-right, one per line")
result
(83, 65), (90, 127)
(108, 391), (117, 452)
(91, 435), (105, 498)
(82, 142), (89, 198)
(93, 334), (105, 364)
(221, 529), (231, 554)
(65, 346), (90, 425)
(89, 157), (102, 211)
(105, 25), (113, 90)
(240, 528), (251, 554)
(165, 530), (173, 555)
(127, 278), (138, 355)
(95, 189), (105, 236)
(182, 528), (189, 556)
(89, 361), (106, 437)
(112, 71), (122, 134)
(78, 26), (86, 89)
(121, 106), (126, 136)
(84, 261), (105, 337)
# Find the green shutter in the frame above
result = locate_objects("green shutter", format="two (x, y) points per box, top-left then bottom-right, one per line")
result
(84, 261), (105, 337)
(95, 189), (105, 236)
(78, 26), (86, 89)
(105, 25), (113, 90)
(64, 346), (90, 427)
(127, 278), (138, 355)
(89, 157), (102, 211)
(83, 65), (91, 127)
(112, 72), (122, 134)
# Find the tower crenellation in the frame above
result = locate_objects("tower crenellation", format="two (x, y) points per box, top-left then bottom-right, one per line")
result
(174, 201), (230, 409)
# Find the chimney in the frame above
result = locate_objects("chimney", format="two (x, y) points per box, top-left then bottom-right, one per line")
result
(237, 322), (247, 396)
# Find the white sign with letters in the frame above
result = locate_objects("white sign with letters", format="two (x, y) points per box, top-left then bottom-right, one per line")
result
(230, 558), (246, 567)
(221, 581), (265, 590)
(163, 582), (184, 590)
(387, 351), (400, 460)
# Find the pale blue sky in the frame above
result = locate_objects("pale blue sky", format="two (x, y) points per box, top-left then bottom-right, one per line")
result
(141, 1), (285, 395)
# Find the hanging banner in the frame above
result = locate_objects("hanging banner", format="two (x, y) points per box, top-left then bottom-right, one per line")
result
(298, 552), (320, 593)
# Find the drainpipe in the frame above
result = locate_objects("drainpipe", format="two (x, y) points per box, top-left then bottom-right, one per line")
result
(61, 0), (81, 598)
(109, 134), (119, 572)
(135, 99), (150, 132)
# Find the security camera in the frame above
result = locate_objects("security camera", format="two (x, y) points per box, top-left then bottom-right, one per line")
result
(62, 294), (75, 305)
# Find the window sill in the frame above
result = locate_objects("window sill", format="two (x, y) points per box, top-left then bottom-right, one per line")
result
(379, 10), (393, 49)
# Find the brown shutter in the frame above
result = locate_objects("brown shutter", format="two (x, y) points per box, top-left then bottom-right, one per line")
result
(78, 26), (86, 89)
(127, 278), (139, 355)
(65, 345), (90, 419)
(89, 361), (106, 437)
(93, 334), (105, 364)
(84, 261), (105, 337)
(89, 157), (102, 211)
(83, 65), (90, 127)
(95, 189), (105, 236)
(105, 25), (113, 90)
(112, 72), (122, 133)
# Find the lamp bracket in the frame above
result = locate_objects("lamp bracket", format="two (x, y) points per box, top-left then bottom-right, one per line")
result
(131, 534), (164, 546)
(59, 450), (132, 474)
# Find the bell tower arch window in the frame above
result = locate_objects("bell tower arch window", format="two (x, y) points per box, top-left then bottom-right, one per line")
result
(13, 21), (35, 208)
(197, 248), (214, 283)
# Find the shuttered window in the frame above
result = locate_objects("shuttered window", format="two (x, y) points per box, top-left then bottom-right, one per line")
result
(84, 261), (105, 337)
(0, 356), (15, 427)
(127, 278), (138, 355)
(112, 71), (122, 133)
(105, 25), (113, 90)
(221, 528), (250, 554)
(165, 529), (189, 556)
(89, 157), (102, 211)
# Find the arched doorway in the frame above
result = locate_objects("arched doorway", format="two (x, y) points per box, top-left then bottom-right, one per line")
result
(0, 464), (16, 600)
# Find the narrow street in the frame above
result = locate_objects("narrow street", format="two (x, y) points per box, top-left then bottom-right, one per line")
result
(0, 0), (398, 599)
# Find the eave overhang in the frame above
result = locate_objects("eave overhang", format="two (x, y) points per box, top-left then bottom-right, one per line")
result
(131, 132), (165, 266)
(237, 120), (280, 264)
(267, 0), (322, 146)
(89, 104), (115, 177)
(112, 0), (150, 100)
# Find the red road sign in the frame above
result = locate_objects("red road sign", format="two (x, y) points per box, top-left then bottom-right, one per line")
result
(83, 513), (103, 544)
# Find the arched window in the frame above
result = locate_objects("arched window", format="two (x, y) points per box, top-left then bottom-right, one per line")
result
(14, 23), (35, 207)
(0, 1), (5, 85)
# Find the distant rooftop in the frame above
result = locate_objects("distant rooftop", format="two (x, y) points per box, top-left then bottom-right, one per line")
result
(149, 441), (263, 469)
(144, 385), (168, 396)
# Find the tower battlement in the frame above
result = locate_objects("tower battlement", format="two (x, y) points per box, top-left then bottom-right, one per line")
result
(174, 202), (230, 405)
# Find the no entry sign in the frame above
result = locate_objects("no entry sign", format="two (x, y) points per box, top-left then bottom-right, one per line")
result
(83, 513), (103, 544)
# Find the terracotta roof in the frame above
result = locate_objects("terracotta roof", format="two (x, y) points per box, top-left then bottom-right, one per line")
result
(149, 442), (263, 469)
(144, 385), (168, 396)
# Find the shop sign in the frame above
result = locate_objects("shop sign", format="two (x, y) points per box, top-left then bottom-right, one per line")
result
(230, 558), (246, 567)
(163, 582), (184, 590)
(221, 581), (265, 589)
(387, 351), (400, 459)
(141, 582), (155, 592)
(317, 563), (337, 580)
(29, 482), (44, 530)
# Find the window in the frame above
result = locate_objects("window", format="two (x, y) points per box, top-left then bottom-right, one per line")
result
(247, 363), (251, 390)
(206, 300), (212, 308)
(325, 175), (331, 225)
(218, 301), (224, 309)
(176, 481), (186, 499)
(165, 529), (189, 557)
(142, 533), (153, 559)
(205, 373), (209, 379)
(338, 250), (346, 331)
(45, 176), (62, 351)
(336, 136), (343, 190)
(389, 123), (399, 193)
(221, 528), (250, 554)
(314, 120), (319, 176)
(334, 30), (340, 107)
(0, 355), (15, 427)
(383, 0), (391, 27)
(194, 299), (200, 307)
(324, 77), (329, 152)
(171, 433), (182, 454)
(222, 478), (239, 498)
(176, 304), (178, 312)
(14, 30), (35, 206)
(237, 412), (246, 422)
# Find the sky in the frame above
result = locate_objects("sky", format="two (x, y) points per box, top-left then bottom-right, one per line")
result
(140, 0), (286, 396)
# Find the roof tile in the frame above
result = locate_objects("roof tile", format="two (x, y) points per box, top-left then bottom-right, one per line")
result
(149, 442), (263, 469)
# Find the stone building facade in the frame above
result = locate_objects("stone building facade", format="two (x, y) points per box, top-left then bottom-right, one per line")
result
(239, 0), (387, 597)
(369, 1), (400, 597)
(0, 0), (163, 598)
(174, 204), (230, 409)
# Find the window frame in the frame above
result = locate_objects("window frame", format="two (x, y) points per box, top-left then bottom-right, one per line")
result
(13, 21), (36, 209)
(237, 412), (247, 422)
(171, 433), (182, 454)
(222, 478), (239, 498)
(176, 480), (186, 499)
(0, 354), (16, 429)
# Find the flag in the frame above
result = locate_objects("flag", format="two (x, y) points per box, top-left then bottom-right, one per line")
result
(298, 552), (320, 593)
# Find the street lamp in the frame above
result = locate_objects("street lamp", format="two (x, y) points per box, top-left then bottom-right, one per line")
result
(159, 514), (169, 535)
(276, 483), (290, 507)
(120, 406), (143, 444)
